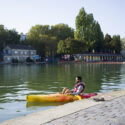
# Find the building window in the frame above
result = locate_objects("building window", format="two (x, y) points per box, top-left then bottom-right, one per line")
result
(21, 51), (23, 54)
(25, 51), (27, 55)
(7, 57), (10, 61)
(5, 50), (8, 54)
(31, 51), (34, 55)
(15, 51), (18, 54)
(8, 50), (11, 54)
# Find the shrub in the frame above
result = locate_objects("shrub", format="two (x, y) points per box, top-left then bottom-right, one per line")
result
(12, 58), (18, 63)
(26, 57), (34, 62)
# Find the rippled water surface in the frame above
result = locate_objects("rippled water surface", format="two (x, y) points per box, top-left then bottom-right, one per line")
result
(0, 64), (125, 122)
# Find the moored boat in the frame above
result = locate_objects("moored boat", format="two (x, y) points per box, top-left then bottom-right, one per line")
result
(26, 93), (97, 102)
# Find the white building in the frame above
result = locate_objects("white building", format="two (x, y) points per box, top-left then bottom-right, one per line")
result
(3, 44), (37, 63)
(20, 33), (27, 41)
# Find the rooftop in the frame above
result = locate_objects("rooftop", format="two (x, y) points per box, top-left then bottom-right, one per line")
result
(6, 44), (35, 50)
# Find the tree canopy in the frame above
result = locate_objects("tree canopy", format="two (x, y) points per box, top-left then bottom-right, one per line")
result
(121, 38), (125, 50)
(103, 34), (112, 52)
(51, 23), (74, 40)
(27, 24), (74, 56)
(0, 25), (20, 52)
(0, 7), (123, 57)
(110, 35), (121, 53)
(57, 38), (85, 54)
(74, 8), (104, 52)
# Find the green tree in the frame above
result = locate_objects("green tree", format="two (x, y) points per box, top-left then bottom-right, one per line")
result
(51, 23), (74, 40)
(27, 25), (50, 41)
(7, 29), (20, 44)
(57, 38), (85, 54)
(92, 22), (104, 52)
(41, 35), (57, 57)
(27, 25), (58, 57)
(110, 35), (121, 53)
(0, 25), (8, 51)
(103, 34), (112, 53)
(121, 38), (125, 50)
(75, 8), (104, 52)
(27, 25), (50, 56)
(0, 25), (20, 52)
(27, 24), (73, 57)
(121, 38), (125, 56)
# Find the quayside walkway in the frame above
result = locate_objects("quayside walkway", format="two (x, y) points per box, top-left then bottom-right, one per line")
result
(1, 90), (125, 125)
(44, 92), (125, 125)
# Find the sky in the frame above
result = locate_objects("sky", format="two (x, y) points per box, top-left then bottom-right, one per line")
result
(0, 0), (125, 38)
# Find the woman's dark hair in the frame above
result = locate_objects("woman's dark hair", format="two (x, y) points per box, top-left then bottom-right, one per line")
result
(76, 76), (82, 81)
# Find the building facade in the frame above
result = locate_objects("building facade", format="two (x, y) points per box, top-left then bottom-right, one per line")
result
(74, 53), (123, 62)
(3, 45), (37, 63)
(61, 53), (123, 62)
(20, 33), (27, 41)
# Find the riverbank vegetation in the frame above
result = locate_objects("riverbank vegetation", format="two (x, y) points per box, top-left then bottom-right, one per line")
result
(0, 8), (123, 58)
(0, 25), (20, 52)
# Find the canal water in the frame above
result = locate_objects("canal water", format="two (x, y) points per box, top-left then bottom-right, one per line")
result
(0, 64), (125, 122)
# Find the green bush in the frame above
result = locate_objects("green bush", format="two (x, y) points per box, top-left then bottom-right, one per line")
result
(26, 57), (34, 62)
(12, 58), (18, 63)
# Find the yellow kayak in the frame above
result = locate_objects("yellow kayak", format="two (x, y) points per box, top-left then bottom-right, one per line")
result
(26, 93), (81, 102)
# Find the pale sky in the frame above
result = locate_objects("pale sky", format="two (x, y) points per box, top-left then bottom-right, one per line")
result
(0, 0), (125, 38)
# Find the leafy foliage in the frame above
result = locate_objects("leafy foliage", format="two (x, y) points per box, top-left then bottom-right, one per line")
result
(57, 38), (85, 54)
(26, 57), (34, 62)
(12, 58), (18, 63)
(103, 34), (112, 52)
(27, 24), (74, 56)
(110, 35), (121, 53)
(74, 8), (104, 52)
(121, 38), (125, 50)
(51, 23), (74, 40)
(0, 8), (122, 57)
(0, 25), (20, 52)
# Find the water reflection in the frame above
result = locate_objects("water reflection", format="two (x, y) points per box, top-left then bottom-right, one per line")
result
(0, 64), (125, 122)
(26, 102), (66, 108)
(101, 64), (125, 92)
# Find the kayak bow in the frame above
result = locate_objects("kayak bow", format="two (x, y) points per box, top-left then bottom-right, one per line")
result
(26, 93), (97, 102)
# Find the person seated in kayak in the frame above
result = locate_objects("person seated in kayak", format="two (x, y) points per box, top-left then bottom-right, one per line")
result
(61, 76), (85, 95)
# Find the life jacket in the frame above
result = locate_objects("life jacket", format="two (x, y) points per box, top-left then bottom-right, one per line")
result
(73, 82), (85, 93)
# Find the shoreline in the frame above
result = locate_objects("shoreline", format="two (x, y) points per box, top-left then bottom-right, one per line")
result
(0, 61), (125, 65)
(1, 89), (125, 125)
(59, 61), (125, 64)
